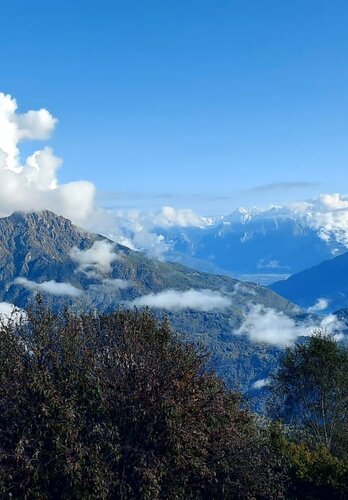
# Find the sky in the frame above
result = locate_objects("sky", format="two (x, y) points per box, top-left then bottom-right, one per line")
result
(1, 0), (348, 215)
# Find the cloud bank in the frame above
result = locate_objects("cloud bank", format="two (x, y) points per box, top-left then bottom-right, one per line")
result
(15, 277), (82, 297)
(130, 289), (231, 312)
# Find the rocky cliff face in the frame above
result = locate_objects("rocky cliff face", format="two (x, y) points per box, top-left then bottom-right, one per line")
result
(0, 210), (96, 280)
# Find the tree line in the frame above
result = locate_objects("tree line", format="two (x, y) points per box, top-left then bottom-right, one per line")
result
(0, 298), (347, 498)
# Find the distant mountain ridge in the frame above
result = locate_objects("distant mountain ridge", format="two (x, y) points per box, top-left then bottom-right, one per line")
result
(155, 206), (347, 284)
(270, 250), (348, 312)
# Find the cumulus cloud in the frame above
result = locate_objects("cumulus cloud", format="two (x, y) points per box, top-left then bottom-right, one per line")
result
(307, 298), (329, 313)
(16, 108), (57, 141)
(0, 92), (212, 258)
(237, 304), (344, 347)
(14, 277), (82, 297)
(0, 92), (95, 226)
(130, 289), (231, 312)
(70, 240), (120, 275)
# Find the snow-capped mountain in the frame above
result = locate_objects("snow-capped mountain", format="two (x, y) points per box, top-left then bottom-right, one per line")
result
(149, 196), (348, 284)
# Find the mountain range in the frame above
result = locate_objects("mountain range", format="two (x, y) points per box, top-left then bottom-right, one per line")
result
(151, 205), (348, 284)
(0, 209), (317, 396)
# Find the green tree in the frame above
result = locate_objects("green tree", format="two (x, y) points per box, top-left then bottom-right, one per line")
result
(269, 331), (348, 457)
(268, 422), (348, 499)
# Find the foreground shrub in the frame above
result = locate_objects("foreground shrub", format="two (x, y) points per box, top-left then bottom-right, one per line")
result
(0, 301), (285, 499)
(269, 422), (348, 499)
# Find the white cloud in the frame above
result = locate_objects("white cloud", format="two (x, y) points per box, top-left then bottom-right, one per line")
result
(15, 277), (82, 297)
(252, 378), (270, 390)
(291, 193), (348, 248)
(107, 207), (211, 259)
(238, 304), (345, 347)
(0, 302), (25, 325)
(70, 240), (120, 275)
(130, 289), (231, 312)
(319, 313), (344, 333)
(155, 206), (209, 228)
(102, 278), (132, 289)
(237, 304), (306, 347)
(16, 108), (57, 141)
(307, 298), (329, 313)
(104, 206), (210, 259)
(0, 92), (95, 226)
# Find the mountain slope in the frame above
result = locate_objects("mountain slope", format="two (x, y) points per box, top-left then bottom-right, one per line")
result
(270, 251), (348, 311)
(0, 210), (306, 392)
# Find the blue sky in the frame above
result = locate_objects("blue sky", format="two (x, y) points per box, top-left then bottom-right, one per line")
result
(1, 0), (348, 214)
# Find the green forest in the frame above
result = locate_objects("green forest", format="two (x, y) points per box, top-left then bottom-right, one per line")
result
(0, 300), (347, 499)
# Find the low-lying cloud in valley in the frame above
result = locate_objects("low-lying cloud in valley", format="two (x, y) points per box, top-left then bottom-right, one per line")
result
(237, 305), (306, 347)
(237, 304), (344, 347)
(130, 289), (231, 312)
(14, 277), (82, 297)
(102, 278), (132, 289)
(70, 240), (120, 276)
